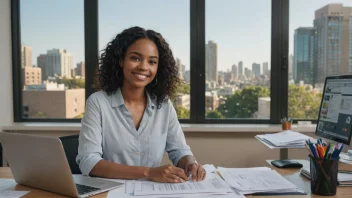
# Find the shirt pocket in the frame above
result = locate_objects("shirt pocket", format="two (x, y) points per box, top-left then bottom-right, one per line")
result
(148, 133), (167, 167)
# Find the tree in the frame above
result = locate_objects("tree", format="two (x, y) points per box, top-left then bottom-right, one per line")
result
(217, 86), (270, 118)
(175, 105), (190, 119)
(57, 77), (85, 89)
(33, 111), (46, 118)
(206, 110), (224, 119)
(176, 83), (190, 94)
(288, 84), (322, 119)
(74, 112), (85, 119)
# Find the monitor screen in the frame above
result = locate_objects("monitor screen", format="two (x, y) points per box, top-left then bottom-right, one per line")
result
(316, 76), (352, 145)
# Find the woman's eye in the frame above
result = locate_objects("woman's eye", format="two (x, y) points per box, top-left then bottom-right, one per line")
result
(149, 60), (157, 65)
(131, 56), (140, 61)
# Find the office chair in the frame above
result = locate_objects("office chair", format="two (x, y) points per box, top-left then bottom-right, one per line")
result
(59, 134), (82, 174)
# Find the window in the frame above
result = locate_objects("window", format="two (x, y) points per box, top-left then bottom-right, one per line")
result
(18, 0), (85, 120)
(205, 0), (271, 120)
(12, 0), (288, 124)
(288, 1), (352, 120)
(99, 0), (190, 119)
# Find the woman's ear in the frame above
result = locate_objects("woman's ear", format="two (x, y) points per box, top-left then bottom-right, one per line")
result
(119, 60), (123, 68)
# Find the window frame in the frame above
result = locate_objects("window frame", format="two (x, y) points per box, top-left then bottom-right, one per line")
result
(12, 0), (297, 124)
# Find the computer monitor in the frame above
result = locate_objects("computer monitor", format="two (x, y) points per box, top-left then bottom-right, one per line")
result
(316, 75), (352, 145)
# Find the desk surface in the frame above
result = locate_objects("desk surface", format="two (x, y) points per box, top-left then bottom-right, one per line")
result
(0, 164), (351, 198)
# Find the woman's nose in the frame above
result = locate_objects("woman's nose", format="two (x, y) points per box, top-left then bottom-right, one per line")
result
(138, 60), (148, 70)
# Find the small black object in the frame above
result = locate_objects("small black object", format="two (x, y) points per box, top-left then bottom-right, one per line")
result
(271, 160), (303, 168)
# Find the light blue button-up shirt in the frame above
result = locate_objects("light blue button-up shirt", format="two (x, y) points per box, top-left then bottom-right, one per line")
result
(76, 89), (193, 176)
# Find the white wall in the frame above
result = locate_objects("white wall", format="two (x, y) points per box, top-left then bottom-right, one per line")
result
(0, 0), (13, 127)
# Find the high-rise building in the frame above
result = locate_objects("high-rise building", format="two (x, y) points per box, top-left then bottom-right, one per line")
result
(21, 66), (42, 86)
(37, 54), (47, 80)
(71, 68), (76, 77)
(184, 70), (190, 84)
(176, 58), (183, 80)
(263, 62), (269, 76)
(224, 71), (234, 84)
(182, 64), (186, 79)
(46, 49), (73, 78)
(289, 54), (294, 80)
(218, 71), (224, 86)
(314, 4), (352, 83)
(293, 27), (315, 85)
(76, 61), (85, 78)
(206, 41), (218, 84)
(245, 68), (252, 78)
(21, 45), (32, 68)
(238, 61), (243, 76)
(252, 63), (261, 77)
(232, 64), (238, 80)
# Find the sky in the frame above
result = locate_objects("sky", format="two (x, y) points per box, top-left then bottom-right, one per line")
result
(21, 0), (352, 72)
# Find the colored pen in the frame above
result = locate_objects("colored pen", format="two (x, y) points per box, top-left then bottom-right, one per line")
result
(324, 143), (330, 159)
(305, 144), (313, 156)
(317, 145), (324, 158)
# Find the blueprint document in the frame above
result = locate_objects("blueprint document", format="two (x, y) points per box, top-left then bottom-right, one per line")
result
(133, 174), (233, 196)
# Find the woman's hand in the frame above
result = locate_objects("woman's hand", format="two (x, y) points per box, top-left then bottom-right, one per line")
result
(145, 165), (189, 183)
(185, 163), (206, 182)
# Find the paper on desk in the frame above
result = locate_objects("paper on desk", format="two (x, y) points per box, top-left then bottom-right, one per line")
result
(203, 164), (216, 174)
(255, 136), (305, 149)
(217, 167), (300, 194)
(133, 174), (232, 196)
(0, 191), (29, 198)
(218, 167), (271, 172)
(0, 179), (17, 193)
(255, 130), (314, 149)
(262, 130), (310, 143)
(107, 177), (244, 198)
(340, 153), (352, 164)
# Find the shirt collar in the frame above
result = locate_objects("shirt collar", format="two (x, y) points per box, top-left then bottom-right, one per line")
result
(111, 88), (155, 110)
(111, 88), (124, 107)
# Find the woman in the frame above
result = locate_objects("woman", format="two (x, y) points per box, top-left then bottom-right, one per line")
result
(76, 26), (205, 183)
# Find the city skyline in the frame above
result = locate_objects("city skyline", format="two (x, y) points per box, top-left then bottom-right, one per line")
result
(21, 0), (352, 72)
(293, 3), (352, 85)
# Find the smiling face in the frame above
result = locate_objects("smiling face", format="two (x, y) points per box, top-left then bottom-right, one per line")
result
(120, 38), (159, 90)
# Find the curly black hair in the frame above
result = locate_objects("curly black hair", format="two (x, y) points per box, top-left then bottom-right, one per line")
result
(96, 26), (180, 108)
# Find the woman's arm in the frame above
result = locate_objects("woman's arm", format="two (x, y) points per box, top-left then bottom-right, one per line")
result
(164, 102), (205, 181)
(89, 160), (149, 179)
(176, 155), (196, 170)
(90, 160), (188, 182)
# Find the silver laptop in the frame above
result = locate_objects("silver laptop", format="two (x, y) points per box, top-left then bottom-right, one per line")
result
(0, 132), (124, 197)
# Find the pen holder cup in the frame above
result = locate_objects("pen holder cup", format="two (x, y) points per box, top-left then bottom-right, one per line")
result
(282, 122), (292, 130)
(309, 155), (339, 196)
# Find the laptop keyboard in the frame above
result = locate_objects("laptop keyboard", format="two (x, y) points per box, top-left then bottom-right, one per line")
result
(75, 183), (101, 195)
